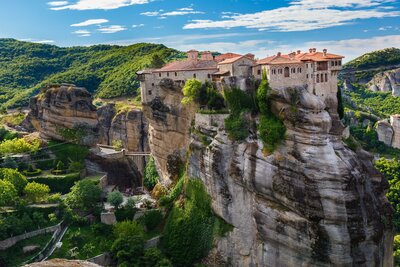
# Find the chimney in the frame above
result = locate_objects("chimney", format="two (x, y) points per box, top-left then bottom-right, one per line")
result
(187, 50), (199, 61)
(309, 48), (313, 53)
(297, 50), (301, 54)
(245, 53), (255, 60)
(201, 51), (213, 60)
(323, 49), (327, 56)
(289, 52), (296, 59)
(277, 52), (281, 56)
(312, 48), (317, 53)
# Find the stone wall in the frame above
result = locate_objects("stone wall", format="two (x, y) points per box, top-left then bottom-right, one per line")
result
(0, 223), (61, 250)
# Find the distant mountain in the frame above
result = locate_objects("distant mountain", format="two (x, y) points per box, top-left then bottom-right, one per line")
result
(344, 47), (400, 71)
(0, 39), (184, 109)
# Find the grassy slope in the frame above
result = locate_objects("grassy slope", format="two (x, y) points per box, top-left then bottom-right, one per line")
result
(0, 39), (185, 109)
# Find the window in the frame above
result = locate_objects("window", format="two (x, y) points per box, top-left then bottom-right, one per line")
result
(284, 67), (290, 77)
(257, 69), (261, 75)
(207, 74), (211, 79)
(167, 72), (169, 77)
(298, 68), (302, 73)
(338, 61), (342, 66)
(307, 74), (309, 79)
(159, 73), (161, 77)
(291, 68), (296, 73)
(325, 73), (328, 82)
(151, 83), (154, 87)
(175, 72), (177, 77)
(148, 90), (152, 95)
(306, 64), (308, 68)
(316, 74), (320, 83)
(317, 62), (328, 71)
(331, 61), (334, 67)
(193, 73), (196, 78)
(278, 69), (282, 74)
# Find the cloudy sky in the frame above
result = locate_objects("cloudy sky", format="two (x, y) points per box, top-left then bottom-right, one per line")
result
(0, 0), (399, 61)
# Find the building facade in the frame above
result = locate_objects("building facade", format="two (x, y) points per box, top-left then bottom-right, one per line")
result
(137, 48), (343, 105)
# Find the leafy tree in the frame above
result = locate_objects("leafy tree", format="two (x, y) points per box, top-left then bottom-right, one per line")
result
(149, 54), (165, 69)
(65, 180), (102, 211)
(24, 182), (50, 203)
(140, 248), (172, 267)
(2, 156), (18, 169)
(394, 235), (400, 266)
(111, 235), (145, 266)
(0, 180), (17, 206)
(56, 161), (65, 171)
(68, 161), (84, 173)
(182, 79), (202, 105)
(107, 191), (124, 209)
(256, 68), (270, 114)
(0, 138), (40, 155)
(337, 87), (344, 119)
(113, 220), (144, 239)
(0, 168), (28, 194)
(144, 157), (159, 190)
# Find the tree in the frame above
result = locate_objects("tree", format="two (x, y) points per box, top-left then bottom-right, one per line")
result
(256, 68), (271, 115)
(149, 54), (165, 69)
(181, 79), (202, 105)
(111, 235), (145, 266)
(144, 157), (159, 190)
(3, 157), (17, 169)
(107, 191), (124, 209)
(0, 168), (28, 194)
(337, 87), (344, 119)
(24, 182), (50, 203)
(65, 180), (102, 211)
(113, 220), (144, 239)
(0, 180), (17, 206)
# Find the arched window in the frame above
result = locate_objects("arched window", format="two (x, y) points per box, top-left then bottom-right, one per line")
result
(291, 68), (296, 73)
(316, 74), (320, 83)
(298, 67), (302, 73)
(325, 73), (328, 82)
(193, 73), (197, 78)
(175, 72), (177, 77)
(159, 73), (161, 77)
(284, 67), (290, 77)
(167, 72), (169, 77)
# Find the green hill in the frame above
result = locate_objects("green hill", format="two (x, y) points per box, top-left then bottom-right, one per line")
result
(344, 47), (400, 71)
(0, 39), (185, 109)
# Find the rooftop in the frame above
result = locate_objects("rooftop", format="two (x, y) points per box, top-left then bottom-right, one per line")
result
(257, 49), (344, 65)
(153, 59), (218, 72)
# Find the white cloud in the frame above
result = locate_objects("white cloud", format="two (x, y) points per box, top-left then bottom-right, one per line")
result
(184, 0), (400, 32)
(132, 24), (145, 28)
(71, 19), (109, 27)
(98, 25), (127, 34)
(140, 11), (159, 16)
(379, 26), (393, 31)
(141, 7), (204, 18)
(47, 1), (69, 7)
(50, 0), (150, 10)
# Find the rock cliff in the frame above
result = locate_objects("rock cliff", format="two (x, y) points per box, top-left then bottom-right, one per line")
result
(28, 84), (148, 152)
(368, 68), (400, 96)
(147, 85), (394, 266)
(188, 88), (393, 266)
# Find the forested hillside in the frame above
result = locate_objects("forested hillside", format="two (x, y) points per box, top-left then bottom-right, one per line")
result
(0, 39), (184, 109)
(344, 47), (400, 70)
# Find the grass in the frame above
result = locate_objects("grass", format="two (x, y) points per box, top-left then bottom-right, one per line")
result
(0, 112), (26, 127)
(47, 140), (89, 163)
(0, 233), (53, 267)
(50, 224), (113, 260)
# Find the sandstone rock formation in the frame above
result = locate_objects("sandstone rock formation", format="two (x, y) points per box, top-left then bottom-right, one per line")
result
(142, 78), (196, 182)
(28, 84), (148, 152)
(186, 88), (393, 266)
(28, 84), (98, 145)
(368, 68), (400, 96)
(24, 259), (100, 267)
(376, 115), (400, 149)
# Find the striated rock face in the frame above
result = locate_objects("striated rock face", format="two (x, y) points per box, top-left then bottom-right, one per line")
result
(376, 120), (394, 146)
(188, 87), (393, 266)
(368, 68), (400, 96)
(142, 78), (196, 182)
(28, 84), (98, 145)
(28, 84), (148, 153)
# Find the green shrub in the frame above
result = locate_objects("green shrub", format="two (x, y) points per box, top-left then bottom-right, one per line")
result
(162, 179), (215, 267)
(65, 180), (102, 211)
(224, 87), (257, 115)
(144, 157), (159, 190)
(107, 191), (124, 209)
(68, 161), (84, 173)
(225, 112), (250, 141)
(48, 141), (89, 163)
(159, 177), (184, 207)
(182, 79), (225, 110)
(0, 138), (40, 155)
(23, 168), (42, 177)
(36, 159), (55, 170)
(0, 127), (17, 142)
(30, 173), (81, 194)
(258, 114), (286, 153)
(141, 210), (163, 231)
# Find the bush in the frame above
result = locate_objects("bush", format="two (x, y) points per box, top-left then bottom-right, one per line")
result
(182, 79), (225, 110)
(224, 87), (257, 115)
(30, 173), (81, 194)
(48, 141), (89, 163)
(113, 220), (144, 239)
(163, 179), (215, 266)
(141, 210), (163, 231)
(68, 161), (84, 173)
(0, 138), (40, 156)
(144, 157), (159, 190)
(258, 114), (286, 153)
(65, 180), (102, 211)
(23, 168), (42, 177)
(0, 168), (28, 194)
(24, 182), (50, 203)
(107, 191), (124, 209)
(225, 112), (250, 141)
(36, 159), (55, 170)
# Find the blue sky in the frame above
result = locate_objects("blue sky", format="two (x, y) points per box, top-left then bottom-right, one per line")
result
(0, 0), (400, 61)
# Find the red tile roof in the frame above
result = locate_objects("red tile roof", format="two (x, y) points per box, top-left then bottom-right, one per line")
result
(218, 55), (256, 65)
(154, 59), (218, 72)
(257, 51), (344, 65)
(215, 53), (242, 62)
